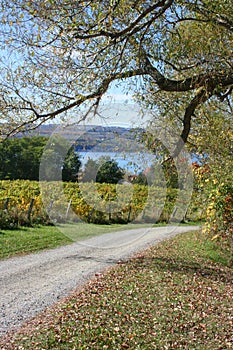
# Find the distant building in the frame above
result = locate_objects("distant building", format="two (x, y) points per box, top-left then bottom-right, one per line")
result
(127, 174), (137, 182)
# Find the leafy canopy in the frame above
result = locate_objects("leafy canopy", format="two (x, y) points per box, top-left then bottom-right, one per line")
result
(0, 0), (232, 156)
(82, 157), (125, 184)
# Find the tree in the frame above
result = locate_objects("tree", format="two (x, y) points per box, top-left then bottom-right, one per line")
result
(0, 0), (232, 158)
(81, 158), (99, 183)
(192, 110), (233, 250)
(96, 159), (125, 184)
(62, 146), (81, 182)
(81, 157), (125, 184)
(0, 136), (81, 181)
(0, 136), (47, 180)
(39, 135), (81, 181)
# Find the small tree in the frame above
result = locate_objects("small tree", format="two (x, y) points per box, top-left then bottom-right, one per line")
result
(81, 158), (99, 183)
(62, 147), (81, 182)
(96, 159), (125, 184)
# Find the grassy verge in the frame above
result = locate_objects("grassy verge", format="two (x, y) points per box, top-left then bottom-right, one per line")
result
(0, 222), (158, 260)
(0, 225), (72, 260)
(1, 230), (232, 349)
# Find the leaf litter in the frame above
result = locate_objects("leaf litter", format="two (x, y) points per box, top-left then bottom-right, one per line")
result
(0, 230), (232, 349)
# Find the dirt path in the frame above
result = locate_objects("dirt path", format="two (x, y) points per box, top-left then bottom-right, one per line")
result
(0, 225), (199, 335)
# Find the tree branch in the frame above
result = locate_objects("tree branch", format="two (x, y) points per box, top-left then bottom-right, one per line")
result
(141, 55), (233, 92)
(172, 88), (210, 157)
(192, 5), (233, 32)
(74, 0), (173, 40)
(4, 68), (145, 137)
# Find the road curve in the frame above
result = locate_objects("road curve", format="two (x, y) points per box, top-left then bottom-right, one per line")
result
(0, 225), (199, 335)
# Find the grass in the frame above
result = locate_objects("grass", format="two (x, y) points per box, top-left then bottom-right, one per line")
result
(0, 222), (159, 260)
(1, 230), (232, 349)
(58, 221), (157, 241)
(0, 225), (72, 260)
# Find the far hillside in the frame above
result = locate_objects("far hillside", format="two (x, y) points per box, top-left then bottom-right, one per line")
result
(14, 124), (144, 153)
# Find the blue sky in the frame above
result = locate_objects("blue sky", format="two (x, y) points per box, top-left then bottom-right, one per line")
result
(84, 81), (152, 128)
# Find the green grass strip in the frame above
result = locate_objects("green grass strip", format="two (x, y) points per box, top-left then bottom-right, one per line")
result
(0, 222), (157, 260)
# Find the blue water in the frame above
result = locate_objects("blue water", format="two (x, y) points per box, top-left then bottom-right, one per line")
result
(77, 151), (156, 174)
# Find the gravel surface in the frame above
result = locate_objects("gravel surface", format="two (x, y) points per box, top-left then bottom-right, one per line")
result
(0, 225), (199, 336)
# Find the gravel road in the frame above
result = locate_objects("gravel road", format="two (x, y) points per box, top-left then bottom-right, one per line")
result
(0, 225), (199, 336)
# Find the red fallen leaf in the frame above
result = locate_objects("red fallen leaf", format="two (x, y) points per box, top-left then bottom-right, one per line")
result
(129, 333), (136, 339)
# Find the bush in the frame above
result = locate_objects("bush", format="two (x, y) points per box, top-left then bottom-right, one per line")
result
(203, 184), (233, 242)
(194, 164), (233, 257)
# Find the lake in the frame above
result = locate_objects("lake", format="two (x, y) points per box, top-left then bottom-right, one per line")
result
(77, 151), (156, 174)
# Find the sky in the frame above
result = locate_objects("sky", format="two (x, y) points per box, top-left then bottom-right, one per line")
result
(81, 81), (152, 129)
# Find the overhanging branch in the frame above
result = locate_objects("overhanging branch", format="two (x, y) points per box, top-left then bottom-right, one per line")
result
(142, 55), (233, 92)
(4, 68), (145, 138)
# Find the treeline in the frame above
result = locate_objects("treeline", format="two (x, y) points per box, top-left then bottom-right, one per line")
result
(0, 136), (126, 184)
(0, 136), (180, 188)
(0, 136), (81, 181)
